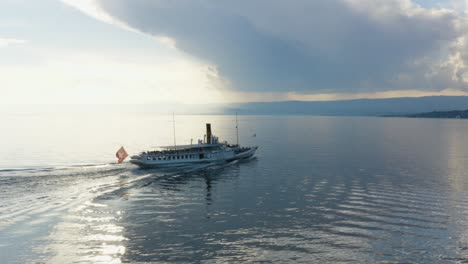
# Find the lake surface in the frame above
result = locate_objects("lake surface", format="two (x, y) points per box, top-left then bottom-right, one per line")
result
(1, 114), (468, 263)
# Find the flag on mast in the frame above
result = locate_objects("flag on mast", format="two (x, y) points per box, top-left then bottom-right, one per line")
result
(116, 146), (128, 164)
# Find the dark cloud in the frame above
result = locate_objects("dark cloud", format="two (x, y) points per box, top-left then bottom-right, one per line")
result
(95, 0), (467, 93)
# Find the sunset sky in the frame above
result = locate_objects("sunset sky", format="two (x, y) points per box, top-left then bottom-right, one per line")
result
(1, 0), (468, 105)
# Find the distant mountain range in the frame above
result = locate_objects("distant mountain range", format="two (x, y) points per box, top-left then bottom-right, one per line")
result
(400, 109), (468, 119)
(224, 96), (468, 116)
(5, 96), (468, 116)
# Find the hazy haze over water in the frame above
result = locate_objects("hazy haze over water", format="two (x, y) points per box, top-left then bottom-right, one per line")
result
(1, 114), (468, 263)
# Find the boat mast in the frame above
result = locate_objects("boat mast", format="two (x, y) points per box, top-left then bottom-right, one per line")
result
(173, 112), (177, 150)
(236, 112), (239, 146)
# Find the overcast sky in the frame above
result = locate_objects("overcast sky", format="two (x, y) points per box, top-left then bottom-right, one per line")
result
(1, 0), (467, 104)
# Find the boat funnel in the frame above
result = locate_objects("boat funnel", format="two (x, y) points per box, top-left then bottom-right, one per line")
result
(206, 123), (212, 144)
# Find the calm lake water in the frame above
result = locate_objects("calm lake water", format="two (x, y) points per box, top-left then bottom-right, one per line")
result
(1, 114), (468, 263)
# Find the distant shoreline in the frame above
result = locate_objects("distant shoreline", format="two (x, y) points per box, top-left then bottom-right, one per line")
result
(383, 109), (468, 119)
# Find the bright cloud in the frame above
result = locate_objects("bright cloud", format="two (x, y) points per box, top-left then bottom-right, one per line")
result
(0, 0), (233, 105)
(70, 0), (468, 95)
(0, 49), (228, 104)
(0, 38), (27, 48)
(3, 0), (468, 105)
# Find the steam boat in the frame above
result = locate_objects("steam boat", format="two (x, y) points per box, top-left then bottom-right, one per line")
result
(130, 123), (258, 169)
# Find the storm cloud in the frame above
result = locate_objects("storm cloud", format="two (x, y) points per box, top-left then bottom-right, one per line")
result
(91, 0), (467, 93)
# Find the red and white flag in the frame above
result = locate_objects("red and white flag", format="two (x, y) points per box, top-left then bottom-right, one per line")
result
(116, 146), (128, 164)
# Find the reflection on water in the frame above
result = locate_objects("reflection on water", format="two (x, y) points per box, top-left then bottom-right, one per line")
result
(43, 200), (126, 264)
(123, 171), (465, 263)
(2, 115), (468, 263)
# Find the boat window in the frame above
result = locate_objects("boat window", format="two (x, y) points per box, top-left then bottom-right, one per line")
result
(153, 157), (157, 160)
(147, 157), (151, 160)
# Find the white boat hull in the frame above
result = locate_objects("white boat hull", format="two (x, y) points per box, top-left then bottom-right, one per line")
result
(130, 146), (258, 169)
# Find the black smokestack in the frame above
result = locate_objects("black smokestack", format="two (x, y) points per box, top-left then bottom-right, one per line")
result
(206, 123), (212, 144)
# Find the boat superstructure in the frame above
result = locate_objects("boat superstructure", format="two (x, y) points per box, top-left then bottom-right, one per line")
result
(130, 123), (257, 169)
